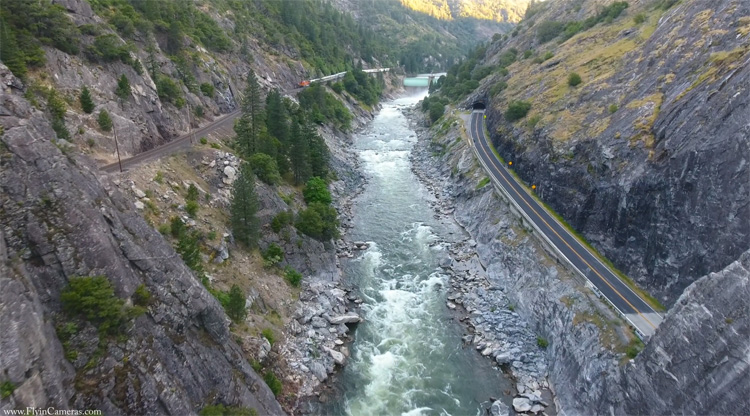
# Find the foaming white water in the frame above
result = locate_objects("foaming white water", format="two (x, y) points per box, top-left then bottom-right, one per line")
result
(326, 91), (510, 416)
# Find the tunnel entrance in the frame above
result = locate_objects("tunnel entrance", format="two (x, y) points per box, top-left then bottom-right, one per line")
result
(471, 101), (486, 110)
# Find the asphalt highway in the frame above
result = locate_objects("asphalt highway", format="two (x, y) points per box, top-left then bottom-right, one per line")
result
(469, 110), (663, 338)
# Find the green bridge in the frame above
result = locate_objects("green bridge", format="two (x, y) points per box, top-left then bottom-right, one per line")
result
(403, 73), (447, 87)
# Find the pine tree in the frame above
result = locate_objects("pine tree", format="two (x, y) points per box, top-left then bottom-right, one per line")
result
(146, 41), (159, 80)
(237, 69), (264, 156)
(230, 163), (259, 247)
(289, 114), (311, 185)
(80, 86), (95, 114)
(115, 74), (131, 100)
(265, 90), (288, 144)
(304, 118), (329, 178)
(177, 231), (203, 275)
(265, 90), (290, 174)
(226, 284), (247, 323)
(98, 109), (113, 132)
(0, 17), (27, 79)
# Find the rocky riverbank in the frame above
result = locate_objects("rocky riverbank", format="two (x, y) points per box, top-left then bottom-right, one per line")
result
(406, 109), (556, 415)
(405, 105), (642, 415)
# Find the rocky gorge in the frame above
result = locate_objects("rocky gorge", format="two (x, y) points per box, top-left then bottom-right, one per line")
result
(408, 100), (750, 415)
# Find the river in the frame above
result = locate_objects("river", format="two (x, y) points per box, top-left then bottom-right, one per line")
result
(321, 91), (512, 415)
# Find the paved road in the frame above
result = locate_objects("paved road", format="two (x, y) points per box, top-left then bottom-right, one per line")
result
(102, 109), (241, 173)
(469, 110), (663, 338)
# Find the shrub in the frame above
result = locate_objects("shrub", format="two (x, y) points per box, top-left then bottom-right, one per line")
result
(476, 177), (490, 189)
(156, 75), (184, 107)
(186, 183), (199, 202)
(185, 200), (199, 218)
(505, 101), (532, 122)
(154, 171), (164, 184)
(262, 243), (284, 266)
(490, 81), (507, 97)
(80, 86), (95, 113)
(609, 104), (619, 114)
(98, 110), (113, 132)
(170, 216), (185, 238)
(199, 82), (215, 97)
(284, 266), (302, 287)
(633, 13), (647, 24)
(568, 72), (582, 87)
(523, 49), (533, 59)
(87, 34), (129, 63)
(543, 51), (555, 61)
(158, 223), (171, 235)
(428, 101), (445, 123)
(625, 338), (643, 358)
(133, 284), (151, 306)
(303, 177), (331, 205)
(261, 328), (275, 345)
(1, 381), (15, 399)
(536, 336), (549, 348)
(271, 210), (293, 233)
(263, 372), (282, 397)
(60, 276), (131, 335)
(226, 284), (247, 323)
(200, 137), (208, 145)
(115, 74), (131, 100)
(247, 153), (281, 185)
(536, 20), (565, 43)
(562, 21), (584, 40)
(200, 405), (257, 416)
(295, 202), (338, 241)
(527, 114), (542, 129)
(331, 82), (344, 94)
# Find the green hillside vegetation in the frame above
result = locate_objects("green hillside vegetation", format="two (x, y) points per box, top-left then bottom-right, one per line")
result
(351, 0), (514, 73)
(400, 0), (530, 23)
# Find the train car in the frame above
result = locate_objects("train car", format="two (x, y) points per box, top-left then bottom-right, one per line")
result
(298, 80), (310, 87)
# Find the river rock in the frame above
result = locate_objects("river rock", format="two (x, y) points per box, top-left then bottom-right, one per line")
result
(324, 347), (346, 365)
(311, 316), (328, 328)
(495, 353), (511, 365)
(134, 201), (145, 210)
(328, 313), (362, 325)
(309, 362), (327, 382)
(490, 400), (510, 416)
(512, 397), (533, 413)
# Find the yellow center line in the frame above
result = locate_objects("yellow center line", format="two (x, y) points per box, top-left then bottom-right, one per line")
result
(471, 113), (657, 330)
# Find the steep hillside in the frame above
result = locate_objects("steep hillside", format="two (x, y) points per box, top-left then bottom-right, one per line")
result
(333, 0), (515, 72)
(435, 0), (750, 306)
(0, 65), (284, 415)
(400, 0), (531, 23)
(0, 0), (409, 413)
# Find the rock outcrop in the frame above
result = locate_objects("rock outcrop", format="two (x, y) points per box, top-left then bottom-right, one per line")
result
(411, 103), (750, 415)
(476, 0), (750, 306)
(616, 250), (750, 415)
(0, 65), (283, 415)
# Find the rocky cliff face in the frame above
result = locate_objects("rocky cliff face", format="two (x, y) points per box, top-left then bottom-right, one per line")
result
(474, 0), (750, 306)
(616, 249), (750, 415)
(412, 106), (750, 415)
(411, 111), (626, 415)
(0, 66), (283, 414)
